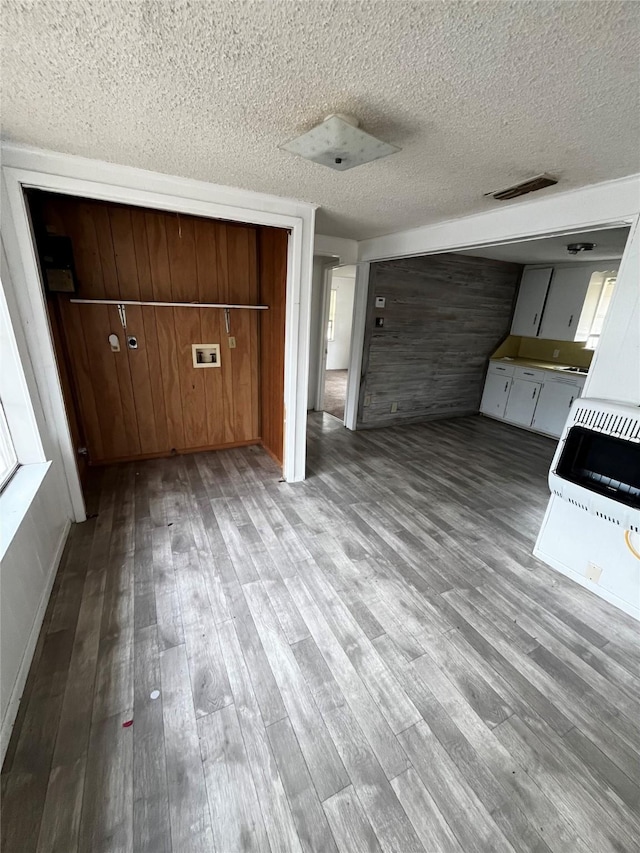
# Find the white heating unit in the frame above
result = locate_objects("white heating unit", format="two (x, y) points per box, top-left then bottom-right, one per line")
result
(534, 398), (640, 620)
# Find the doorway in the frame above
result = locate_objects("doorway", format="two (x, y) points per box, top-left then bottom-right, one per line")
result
(319, 265), (356, 422)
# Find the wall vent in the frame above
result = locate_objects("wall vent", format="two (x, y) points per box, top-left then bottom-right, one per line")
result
(568, 497), (589, 512)
(486, 174), (558, 201)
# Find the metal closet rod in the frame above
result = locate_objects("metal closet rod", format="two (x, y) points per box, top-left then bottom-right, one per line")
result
(69, 298), (269, 310)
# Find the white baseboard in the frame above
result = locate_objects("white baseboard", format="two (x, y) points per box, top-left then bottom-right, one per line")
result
(0, 518), (71, 765)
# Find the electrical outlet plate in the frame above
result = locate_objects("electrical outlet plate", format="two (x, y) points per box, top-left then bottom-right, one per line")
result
(364, 394), (371, 407)
(375, 296), (386, 308)
(553, 349), (560, 359)
(390, 402), (398, 413)
(585, 562), (603, 583)
(228, 336), (236, 349)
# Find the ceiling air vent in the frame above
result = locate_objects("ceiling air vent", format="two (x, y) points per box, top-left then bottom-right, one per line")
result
(486, 173), (558, 201)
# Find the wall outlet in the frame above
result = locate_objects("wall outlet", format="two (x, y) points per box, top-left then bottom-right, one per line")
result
(228, 336), (236, 349)
(390, 402), (398, 413)
(553, 349), (560, 359)
(585, 562), (603, 583)
(375, 296), (386, 308)
(364, 394), (371, 407)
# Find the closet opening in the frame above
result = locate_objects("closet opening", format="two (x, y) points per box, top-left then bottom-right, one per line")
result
(26, 190), (288, 500)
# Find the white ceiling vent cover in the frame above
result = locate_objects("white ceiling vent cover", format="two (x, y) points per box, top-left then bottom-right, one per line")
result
(280, 114), (400, 171)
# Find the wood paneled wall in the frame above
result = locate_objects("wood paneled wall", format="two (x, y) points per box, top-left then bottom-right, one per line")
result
(358, 253), (522, 427)
(258, 228), (288, 464)
(32, 193), (283, 465)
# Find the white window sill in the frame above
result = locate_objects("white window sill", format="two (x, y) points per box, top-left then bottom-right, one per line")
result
(0, 461), (52, 561)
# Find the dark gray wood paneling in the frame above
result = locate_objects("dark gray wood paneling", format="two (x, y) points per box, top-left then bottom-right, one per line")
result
(358, 253), (522, 427)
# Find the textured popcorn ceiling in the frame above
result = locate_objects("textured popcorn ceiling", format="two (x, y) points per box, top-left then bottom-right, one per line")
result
(2, 1), (639, 239)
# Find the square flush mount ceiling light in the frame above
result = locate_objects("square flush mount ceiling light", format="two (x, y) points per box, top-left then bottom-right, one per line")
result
(280, 114), (400, 171)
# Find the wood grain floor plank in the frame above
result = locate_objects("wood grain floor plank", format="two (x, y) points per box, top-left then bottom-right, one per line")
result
(243, 580), (350, 802)
(199, 703), (271, 853)
(133, 625), (171, 853)
(160, 644), (214, 852)
(267, 715), (339, 853)
(218, 619), (303, 853)
(322, 786), (383, 853)
(78, 711), (134, 853)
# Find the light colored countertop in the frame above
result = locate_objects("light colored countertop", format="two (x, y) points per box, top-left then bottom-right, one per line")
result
(490, 356), (589, 376)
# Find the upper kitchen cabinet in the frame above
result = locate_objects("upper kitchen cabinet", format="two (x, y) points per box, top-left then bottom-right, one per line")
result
(510, 267), (552, 336)
(511, 262), (619, 342)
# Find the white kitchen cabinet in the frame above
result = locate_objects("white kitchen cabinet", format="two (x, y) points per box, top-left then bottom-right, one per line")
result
(480, 371), (512, 418)
(503, 378), (541, 426)
(531, 377), (584, 437)
(538, 266), (593, 341)
(510, 267), (552, 337)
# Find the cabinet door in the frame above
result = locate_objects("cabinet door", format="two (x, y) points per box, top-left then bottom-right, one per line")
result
(511, 268), (552, 337)
(480, 372), (512, 418)
(503, 378), (541, 426)
(538, 267), (591, 341)
(531, 380), (580, 437)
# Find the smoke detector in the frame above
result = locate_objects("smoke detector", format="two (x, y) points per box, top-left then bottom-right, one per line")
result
(280, 114), (400, 171)
(485, 173), (558, 201)
(567, 242), (597, 255)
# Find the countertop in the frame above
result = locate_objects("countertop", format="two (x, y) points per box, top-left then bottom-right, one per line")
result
(490, 356), (589, 377)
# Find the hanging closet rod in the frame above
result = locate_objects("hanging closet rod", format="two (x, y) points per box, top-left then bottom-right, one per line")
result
(69, 298), (269, 310)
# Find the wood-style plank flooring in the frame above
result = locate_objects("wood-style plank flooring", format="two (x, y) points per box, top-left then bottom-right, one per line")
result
(2, 414), (640, 853)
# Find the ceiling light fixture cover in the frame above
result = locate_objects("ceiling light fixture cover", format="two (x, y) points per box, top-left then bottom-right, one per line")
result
(280, 114), (400, 171)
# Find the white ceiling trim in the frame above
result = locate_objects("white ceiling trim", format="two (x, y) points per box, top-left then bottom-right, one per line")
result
(358, 174), (640, 262)
(1, 143), (318, 221)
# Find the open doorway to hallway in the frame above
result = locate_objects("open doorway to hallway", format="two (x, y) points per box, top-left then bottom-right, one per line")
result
(321, 265), (356, 421)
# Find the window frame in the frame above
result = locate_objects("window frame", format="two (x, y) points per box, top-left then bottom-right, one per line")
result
(0, 399), (19, 492)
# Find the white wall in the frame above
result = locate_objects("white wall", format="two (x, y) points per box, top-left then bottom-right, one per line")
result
(0, 236), (72, 761)
(584, 220), (640, 404)
(308, 256), (330, 408)
(327, 269), (356, 370)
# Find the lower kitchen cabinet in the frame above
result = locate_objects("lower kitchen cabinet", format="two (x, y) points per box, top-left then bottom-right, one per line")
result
(503, 378), (542, 426)
(480, 362), (585, 438)
(480, 371), (512, 418)
(531, 379), (581, 436)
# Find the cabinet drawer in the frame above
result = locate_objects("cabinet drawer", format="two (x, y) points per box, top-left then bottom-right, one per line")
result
(543, 373), (586, 391)
(514, 366), (547, 383)
(488, 362), (515, 377)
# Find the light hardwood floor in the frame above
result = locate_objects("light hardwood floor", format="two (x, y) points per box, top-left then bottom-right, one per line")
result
(2, 414), (639, 853)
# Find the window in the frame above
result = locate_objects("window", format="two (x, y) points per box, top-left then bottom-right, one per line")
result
(0, 400), (18, 491)
(327, 289), (337, 342)
(584, 273), (617, 350)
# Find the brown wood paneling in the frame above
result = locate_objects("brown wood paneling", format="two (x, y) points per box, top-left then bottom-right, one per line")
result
(258, 227), (288, 465)
(31, 193), (271, 466)
(358, 253), (522, 428)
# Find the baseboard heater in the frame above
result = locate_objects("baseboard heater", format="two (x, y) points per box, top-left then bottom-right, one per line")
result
(535, 398), (640, 619)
